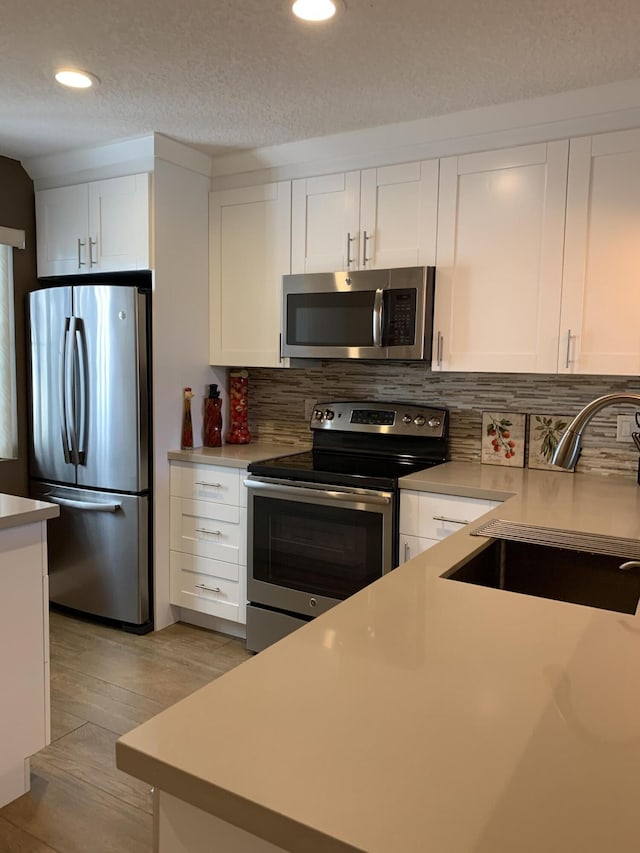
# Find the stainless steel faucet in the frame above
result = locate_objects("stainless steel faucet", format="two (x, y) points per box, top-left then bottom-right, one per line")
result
(551, 393), (640, 470)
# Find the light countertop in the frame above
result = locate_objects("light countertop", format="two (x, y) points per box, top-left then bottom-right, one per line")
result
(0, 493), (59, 531)
(117, 462), (640, 852)
(168, 442), (306, 468)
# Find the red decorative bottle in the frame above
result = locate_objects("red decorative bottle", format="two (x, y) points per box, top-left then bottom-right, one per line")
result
(181, 387), (194, 450)
(226, 370), (251, 444)
(203, 384), (223, 448)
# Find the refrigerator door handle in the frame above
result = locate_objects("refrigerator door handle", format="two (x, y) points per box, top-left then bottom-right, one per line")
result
(66, 317), (81, 465)
(44, 493), (121, 512)
(60, 319), (73, 463)
(75, 320), (87, 465)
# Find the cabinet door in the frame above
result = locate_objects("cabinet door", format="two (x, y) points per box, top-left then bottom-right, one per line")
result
(291, 172), (360, 273)
(433, 141), (568, 373)
(560, 130), (640, 375)
(35, 184), (89, 277)
(359, 160), (438, 270)
(88, 174), (150, 272)
(210, 182), (291, 367)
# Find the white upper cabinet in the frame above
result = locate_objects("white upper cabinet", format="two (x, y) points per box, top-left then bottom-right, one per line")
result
(35, 174), (150, 277)
(559, 129), (640, 375)
(291, 172), (359, 273)
(210, 182), (291, 368)
(291, 160), (438, 274)
(433, 141), (569, 373)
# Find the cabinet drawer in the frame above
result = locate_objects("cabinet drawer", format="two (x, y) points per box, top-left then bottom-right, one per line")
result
(398, 534), (439, 564)
(170, 462), (241, 505)
(170, 552), (243, 622)
(400, 491), (500, 540)
(170, 497), (246, 564)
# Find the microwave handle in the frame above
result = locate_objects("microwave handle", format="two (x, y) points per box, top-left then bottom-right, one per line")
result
(373, 288), (384, 347)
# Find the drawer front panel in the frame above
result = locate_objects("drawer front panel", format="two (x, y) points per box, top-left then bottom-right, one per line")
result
(169, 550), (240, 583)
(170, 552), (242, 622)
(398, 534), (439, 564)
(400, 491), (500, 540)
(170, 497), (246, 563)
(170, 462), (241, 505)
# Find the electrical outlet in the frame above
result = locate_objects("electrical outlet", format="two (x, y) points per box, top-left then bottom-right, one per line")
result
(616, 414), (636, 442)
(304, 398), (318, 420)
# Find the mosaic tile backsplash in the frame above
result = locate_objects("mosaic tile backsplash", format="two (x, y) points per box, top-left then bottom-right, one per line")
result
(245, 363), (640, 478)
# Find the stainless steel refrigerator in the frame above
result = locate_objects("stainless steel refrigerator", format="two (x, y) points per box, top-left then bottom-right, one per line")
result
(28, 283), (152, 632)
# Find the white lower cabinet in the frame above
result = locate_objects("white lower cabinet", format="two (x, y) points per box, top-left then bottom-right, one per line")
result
(169, 462), (247, 625)
(399, 490), (501, 562)
(0, 521), (50, 807)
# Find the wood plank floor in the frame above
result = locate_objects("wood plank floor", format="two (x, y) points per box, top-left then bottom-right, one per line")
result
(0, 611), (252, 852)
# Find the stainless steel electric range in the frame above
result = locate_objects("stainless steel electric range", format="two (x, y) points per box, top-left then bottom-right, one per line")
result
(244, 400), (448, 652)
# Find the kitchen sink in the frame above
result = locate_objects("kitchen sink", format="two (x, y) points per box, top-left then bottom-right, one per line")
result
(442, 539), (640, 614)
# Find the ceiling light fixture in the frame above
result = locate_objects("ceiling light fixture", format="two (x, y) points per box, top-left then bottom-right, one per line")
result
(54, 69), (99, 89)
(291, 0), (343, 22)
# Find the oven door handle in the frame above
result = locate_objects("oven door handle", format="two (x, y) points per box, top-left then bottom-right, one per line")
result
(244, 477), (392, 506)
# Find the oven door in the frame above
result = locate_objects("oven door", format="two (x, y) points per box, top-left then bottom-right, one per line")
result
(245, 476), (395, 619)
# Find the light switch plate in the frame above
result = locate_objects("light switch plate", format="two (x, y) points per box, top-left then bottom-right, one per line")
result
(616, 414), (636, 442)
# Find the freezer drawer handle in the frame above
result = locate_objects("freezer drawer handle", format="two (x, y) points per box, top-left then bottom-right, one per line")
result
(45, 494), (121, 512)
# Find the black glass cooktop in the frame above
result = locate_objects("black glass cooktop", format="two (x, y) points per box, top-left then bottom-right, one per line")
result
(248, 449), (445, 491)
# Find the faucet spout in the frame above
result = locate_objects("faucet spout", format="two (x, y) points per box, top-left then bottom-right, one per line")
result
(551, 393), (640, 470)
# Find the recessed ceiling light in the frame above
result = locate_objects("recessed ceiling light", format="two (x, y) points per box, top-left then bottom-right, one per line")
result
(54, 69), (100, 89)
(291, 0), (343, 22)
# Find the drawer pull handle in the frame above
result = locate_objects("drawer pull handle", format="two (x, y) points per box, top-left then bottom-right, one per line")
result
(195, 583), (222, 593)
(404, 542), (410, 562)
(195, 481), (222, 488)
(433, 515), (471, 525)
(196, 527), (222, 536)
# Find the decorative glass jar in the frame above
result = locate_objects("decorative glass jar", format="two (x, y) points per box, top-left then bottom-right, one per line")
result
(226, 370), (251, 444)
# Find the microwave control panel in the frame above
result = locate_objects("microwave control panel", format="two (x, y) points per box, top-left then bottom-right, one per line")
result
(383, 289), (416, 346)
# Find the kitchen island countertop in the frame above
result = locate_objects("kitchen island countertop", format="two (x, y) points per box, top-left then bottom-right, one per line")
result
(0, 493), (59, 531)
(117, 461), (640, 852)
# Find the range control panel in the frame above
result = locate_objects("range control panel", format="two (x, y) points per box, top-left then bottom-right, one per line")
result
(310, 401), (448, 438)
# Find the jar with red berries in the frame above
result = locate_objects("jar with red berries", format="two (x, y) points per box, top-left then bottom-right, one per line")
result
(226, 369), (251, 444)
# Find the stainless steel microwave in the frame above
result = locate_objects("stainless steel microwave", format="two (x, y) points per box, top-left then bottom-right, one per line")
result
(281, 266), (435, 360)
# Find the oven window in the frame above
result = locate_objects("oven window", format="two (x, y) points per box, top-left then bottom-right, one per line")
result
(253, 496), (384, 599)
(286, 291), (376, 347)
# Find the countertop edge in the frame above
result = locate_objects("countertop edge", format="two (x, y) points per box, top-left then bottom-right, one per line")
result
(0, 499), (59, 530)
(115, 741), (360, 853)
(168, 443), (305, 468)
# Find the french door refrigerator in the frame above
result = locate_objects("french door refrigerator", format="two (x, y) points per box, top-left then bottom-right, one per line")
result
(28, 283), (152, 632)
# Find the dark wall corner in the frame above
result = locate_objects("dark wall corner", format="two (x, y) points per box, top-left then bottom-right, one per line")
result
(0, 155), (38, 496)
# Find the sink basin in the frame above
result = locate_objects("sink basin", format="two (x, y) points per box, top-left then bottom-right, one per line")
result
(442, 539), (640, 614)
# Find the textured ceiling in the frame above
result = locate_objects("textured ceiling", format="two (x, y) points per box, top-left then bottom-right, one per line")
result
(2, 0), (640, 162)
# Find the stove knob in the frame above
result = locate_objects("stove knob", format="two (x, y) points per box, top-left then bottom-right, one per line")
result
(402, 414), (412, 424)
(313, 409), (323, 420)
(414, 415), (426, 426)
(428, 417), (442, 428)
(324, 410), (335, 421)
